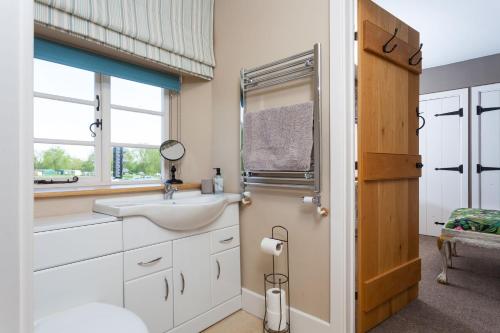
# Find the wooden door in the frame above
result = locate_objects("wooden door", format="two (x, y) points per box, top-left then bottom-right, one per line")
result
(357, 0), (422, 331)
(173, 233), (211, 326)
(419, 89), (469, 236)
(472, 83), (500, 210)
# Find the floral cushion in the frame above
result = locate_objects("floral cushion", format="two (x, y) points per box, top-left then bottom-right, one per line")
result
(445, 208), (500, 234)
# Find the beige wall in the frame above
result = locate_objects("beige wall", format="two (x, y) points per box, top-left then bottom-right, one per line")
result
(172, 76), (214, 183)
(209, 0), (331, 320)
(34, 0), (331, 321)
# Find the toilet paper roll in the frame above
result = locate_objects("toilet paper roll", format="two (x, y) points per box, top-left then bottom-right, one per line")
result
(266, 288), (287, 332)
(260, 237), (283, 256)
(266, 288), (287, 313)
(266, 309), (288, 332)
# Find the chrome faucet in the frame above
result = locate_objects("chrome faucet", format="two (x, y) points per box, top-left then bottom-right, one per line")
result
(164, 182), (178, 200)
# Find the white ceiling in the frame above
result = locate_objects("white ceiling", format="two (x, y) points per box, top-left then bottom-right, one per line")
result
(373, 0), (500, 68)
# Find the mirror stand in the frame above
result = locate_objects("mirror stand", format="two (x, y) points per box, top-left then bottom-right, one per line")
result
(160, 139), (186, 185)
(165, 164), (183, 184)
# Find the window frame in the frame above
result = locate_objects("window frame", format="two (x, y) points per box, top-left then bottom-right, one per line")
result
(34, 65), (169, 189)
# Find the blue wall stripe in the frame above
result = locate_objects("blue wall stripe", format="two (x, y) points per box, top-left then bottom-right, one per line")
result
(34, 37), (180, 91)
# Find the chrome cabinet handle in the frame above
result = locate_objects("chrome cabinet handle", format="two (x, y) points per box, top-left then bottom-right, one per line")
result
(219, 237), (234, 244)
(216, 259), (221, 280)
(180, 272), (185, 295)
(137, 256), (162, 266)
(164, 277), (169, 301)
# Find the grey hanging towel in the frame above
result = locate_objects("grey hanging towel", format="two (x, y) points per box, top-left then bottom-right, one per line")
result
(243, 101), (314, 171)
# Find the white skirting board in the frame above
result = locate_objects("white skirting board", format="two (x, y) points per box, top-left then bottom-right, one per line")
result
(170, 295), (241, 333)
(242, 288), (330, 333)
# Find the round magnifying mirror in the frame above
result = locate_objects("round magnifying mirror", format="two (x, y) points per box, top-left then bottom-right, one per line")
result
(160, 140), (186, 161)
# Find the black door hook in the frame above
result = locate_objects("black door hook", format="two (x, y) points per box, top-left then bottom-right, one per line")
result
(416, 107), (425, 136)
(409, 43), (423, 66)
(383, 28), (398, 53)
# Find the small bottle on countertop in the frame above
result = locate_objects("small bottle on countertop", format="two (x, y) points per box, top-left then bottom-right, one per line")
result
(213, 168), (224, 194)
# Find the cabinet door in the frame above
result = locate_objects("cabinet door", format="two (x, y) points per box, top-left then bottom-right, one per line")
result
(125, 269), (173, 333)
(211, 247), (241, 306)
(173, 233), (211, 326)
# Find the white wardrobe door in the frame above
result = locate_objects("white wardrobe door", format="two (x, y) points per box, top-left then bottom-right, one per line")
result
(472, 84), (500, 210)
(419, 89), (468, 236)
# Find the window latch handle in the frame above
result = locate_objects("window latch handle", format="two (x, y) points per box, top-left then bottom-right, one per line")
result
(96, 95), (100, 111)
(89, 119), (102, 137)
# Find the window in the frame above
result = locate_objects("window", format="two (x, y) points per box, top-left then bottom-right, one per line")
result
(109, 77), (165, 181)
(34, 59), (169, 186)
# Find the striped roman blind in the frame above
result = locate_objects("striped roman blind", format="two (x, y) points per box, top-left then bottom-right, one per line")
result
(34, 0), (215, 79)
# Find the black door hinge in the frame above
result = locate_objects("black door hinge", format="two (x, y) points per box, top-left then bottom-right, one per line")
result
(355, 291), (358, 300)
(477, 105), (500, 115)
(435, 164), (463, 174)
(435, 108), (463, 117)
(354, 31), (358, 41)
(477, 164), (500, 173)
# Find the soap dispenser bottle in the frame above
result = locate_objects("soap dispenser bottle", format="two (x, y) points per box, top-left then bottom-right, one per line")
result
(213, 168), (224, 194)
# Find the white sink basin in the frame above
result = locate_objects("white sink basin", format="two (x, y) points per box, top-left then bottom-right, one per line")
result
(93, 191), (241, 231)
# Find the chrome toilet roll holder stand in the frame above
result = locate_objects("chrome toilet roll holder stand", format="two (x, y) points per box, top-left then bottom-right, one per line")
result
(263, 225), (290, 333)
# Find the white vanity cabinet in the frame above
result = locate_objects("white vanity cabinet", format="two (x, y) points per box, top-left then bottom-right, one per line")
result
(123, 241), (174, 333)
(173, 233), (212, 326)
(125, 269), (174, 333)
(211, 247), (241, 307)
(210, 225), (241, 307)
(120, 203), (241, 332)
(35, 199), (241, 333)
(124, 226), (241, 332)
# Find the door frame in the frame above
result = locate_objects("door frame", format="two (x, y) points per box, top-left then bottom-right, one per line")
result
(471, 83), (500, 208)
(419, 88), (469, 236)
(3, 0), (358, 332)
(0, 0), (34, 332)
(329, 0), (356, 332)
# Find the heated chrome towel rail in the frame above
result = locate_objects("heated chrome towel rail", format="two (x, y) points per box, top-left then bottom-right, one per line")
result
(240, 43), (322, 206)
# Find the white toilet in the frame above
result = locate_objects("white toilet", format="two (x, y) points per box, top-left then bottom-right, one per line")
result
(35, 302), (148, 333)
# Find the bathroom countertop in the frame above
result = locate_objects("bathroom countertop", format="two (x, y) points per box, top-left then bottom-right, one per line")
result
(34, 212), (119, 233)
